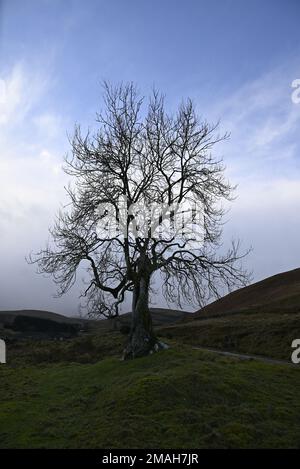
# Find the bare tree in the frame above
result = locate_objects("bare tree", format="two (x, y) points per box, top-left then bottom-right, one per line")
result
(29, 82), (250, 359)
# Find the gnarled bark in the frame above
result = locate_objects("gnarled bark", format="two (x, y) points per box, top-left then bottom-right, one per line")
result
(123, 276), (168, 359)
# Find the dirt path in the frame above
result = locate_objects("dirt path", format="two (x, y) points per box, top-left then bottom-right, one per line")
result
(192, 346), (299, 367)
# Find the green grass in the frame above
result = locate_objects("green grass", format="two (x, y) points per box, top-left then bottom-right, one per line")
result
(1, 340), (300, 448)
(6, 331), (125, 366)
(159, 310), (300, 360)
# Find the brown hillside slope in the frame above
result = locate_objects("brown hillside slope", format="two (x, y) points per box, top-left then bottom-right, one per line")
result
(191, 268), (300, 319)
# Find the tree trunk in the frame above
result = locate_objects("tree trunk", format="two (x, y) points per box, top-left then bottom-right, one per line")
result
(123, 276), (168, 359)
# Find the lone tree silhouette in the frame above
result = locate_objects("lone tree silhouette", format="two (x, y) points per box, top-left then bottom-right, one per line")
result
(30, 83), (249, 359)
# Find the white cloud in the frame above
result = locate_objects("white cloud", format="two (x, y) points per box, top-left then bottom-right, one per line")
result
(0, 63), (68, 217)
(0, 62), (79, 314)
(33, 113), (64, 139)
(0, 63), (48, 126)
(207, 65), (300, 281)
(217, 69), (300, 178)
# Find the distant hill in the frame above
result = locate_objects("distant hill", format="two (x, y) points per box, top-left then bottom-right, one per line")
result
(192, 268), (300, 319)
(0, 308), (188, 337)
(0, 309), (84, 340)
(90, 308), (189, 333)
(122, 308), (188, 326)
(0, 309), (82, 326)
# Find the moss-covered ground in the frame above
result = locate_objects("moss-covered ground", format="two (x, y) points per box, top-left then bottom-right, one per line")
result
(1, 335), (300, 448)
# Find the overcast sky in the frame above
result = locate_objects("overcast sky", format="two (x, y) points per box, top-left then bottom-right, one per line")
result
(0, 0), (300, 315)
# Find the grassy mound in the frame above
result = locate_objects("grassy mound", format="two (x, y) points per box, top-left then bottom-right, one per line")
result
(1, 343), (300, 448)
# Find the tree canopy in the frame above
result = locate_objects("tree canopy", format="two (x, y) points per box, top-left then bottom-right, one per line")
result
(29, 82), (249, 358)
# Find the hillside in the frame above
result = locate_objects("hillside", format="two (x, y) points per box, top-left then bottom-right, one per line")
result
(0, 309), (81, 326)
(85, 308), (188, 334)
(1, 282), (300, 448)
(158, 268), (300, 360)
(0, 307), (188, 342)
(1, 342), (300, 448)
(120, 308), (188, 327)
(192, 268), (300, 319)
(0, 307), (187, 328)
